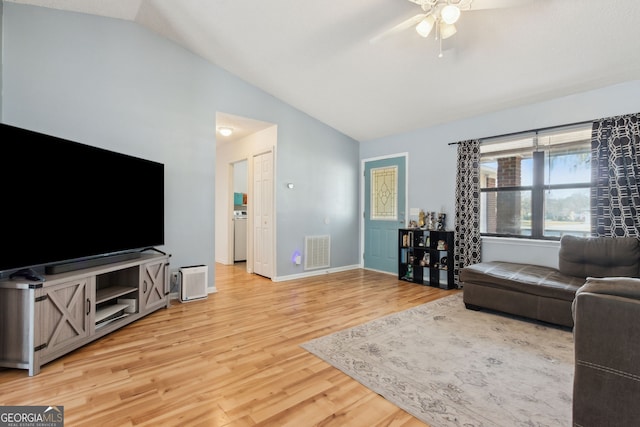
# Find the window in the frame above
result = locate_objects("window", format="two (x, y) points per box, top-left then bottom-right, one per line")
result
(371, 166), (398, 220)
(480, 124), (592, 239)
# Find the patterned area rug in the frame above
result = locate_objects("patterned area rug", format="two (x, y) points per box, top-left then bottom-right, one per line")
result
(301, 293), (574, 427)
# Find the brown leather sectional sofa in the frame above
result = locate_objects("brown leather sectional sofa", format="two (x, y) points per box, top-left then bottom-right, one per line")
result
(459, 235), (640, 327)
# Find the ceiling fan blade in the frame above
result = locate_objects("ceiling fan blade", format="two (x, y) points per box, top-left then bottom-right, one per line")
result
(369, 13), (428, 44)
(468, 0), (534, 10)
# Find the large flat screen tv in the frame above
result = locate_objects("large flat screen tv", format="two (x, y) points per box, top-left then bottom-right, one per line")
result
(0, 123), (164, 276)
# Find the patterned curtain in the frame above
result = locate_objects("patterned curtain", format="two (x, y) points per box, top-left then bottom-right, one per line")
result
(591, 112), (640, 238)
(454, 139), (482, 287)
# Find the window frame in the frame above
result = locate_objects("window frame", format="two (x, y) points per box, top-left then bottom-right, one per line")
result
(479, 124), (593, 241)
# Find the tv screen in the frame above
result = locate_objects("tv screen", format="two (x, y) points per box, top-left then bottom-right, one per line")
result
(0, 123), (164, 274)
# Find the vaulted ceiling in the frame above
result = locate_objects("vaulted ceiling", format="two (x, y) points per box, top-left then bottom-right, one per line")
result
(7, 0), (640, 141)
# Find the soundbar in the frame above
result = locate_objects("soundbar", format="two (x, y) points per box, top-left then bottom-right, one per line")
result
(45, 252), (141, 275)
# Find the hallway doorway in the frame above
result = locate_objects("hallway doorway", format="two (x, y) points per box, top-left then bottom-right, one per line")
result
(214, 112), (277, 277)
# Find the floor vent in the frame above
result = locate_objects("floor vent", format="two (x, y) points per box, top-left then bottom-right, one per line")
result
(304, 235), (330, 270)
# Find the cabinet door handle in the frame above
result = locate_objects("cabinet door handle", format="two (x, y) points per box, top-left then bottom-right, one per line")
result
(86, 298), (91, 316)
(143, 281), (147, 293)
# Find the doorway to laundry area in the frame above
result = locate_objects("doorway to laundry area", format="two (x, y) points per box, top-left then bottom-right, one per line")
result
(214, 112), (277, 278)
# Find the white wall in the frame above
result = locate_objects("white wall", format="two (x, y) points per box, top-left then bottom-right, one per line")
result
(233, 161), (248, 194)
(361, 80), (640, 267)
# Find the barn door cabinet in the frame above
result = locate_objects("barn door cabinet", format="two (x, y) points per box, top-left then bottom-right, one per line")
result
(0, 253), (170, 376)
(140, 259), (170, 313)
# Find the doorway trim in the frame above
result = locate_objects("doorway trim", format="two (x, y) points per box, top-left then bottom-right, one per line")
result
(227, 158), (249, 266)
(360, 152), (409, 273)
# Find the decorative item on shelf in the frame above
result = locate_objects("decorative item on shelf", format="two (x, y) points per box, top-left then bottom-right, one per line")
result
(440, 256), (448, 270)
(405, 264), (413, 280)
(436, 213), (446, 230)
(402, 234), (409, 247)
(430, 211), (437, 230)
(420, 252), (430, 267)
(418, 209), (426, 228)
(437, 240), (446, 250)
(409, 207), (420, 228)
(418, 235), (425, 246)
(426, 236), (430, 247)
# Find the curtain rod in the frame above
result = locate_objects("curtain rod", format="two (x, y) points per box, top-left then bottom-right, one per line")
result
(447, 118), (594, 146)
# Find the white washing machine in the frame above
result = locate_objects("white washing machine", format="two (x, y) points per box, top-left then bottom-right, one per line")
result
(234, 211), (247, 262)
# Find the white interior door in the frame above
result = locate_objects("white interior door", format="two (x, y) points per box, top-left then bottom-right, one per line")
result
(253, 151), (273, 278)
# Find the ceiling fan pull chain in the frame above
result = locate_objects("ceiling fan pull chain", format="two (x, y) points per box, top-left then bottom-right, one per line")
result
(438, 21), (444, 58)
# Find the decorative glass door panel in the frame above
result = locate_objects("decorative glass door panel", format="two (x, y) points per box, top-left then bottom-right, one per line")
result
(371, 166), (398, 221)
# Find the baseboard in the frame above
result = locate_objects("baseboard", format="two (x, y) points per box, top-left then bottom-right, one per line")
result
(361, 267), (397, 276)
(273, 264), (361, 282)
(170, 287), (216, 302)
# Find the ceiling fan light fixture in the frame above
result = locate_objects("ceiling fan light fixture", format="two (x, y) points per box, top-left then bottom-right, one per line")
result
(415, 15), (435, 38)
(218, 127), (233, 137)
(441, 4), (461, 25)
(439, 22), (457, 39)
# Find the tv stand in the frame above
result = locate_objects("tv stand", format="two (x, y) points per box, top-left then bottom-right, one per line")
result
(9, 268), (46, 282)
(45, 252), (142, 275)
(0, 252), (170, 376)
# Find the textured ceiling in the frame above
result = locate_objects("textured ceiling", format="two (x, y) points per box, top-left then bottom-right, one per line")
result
(7, 0), (640, 141)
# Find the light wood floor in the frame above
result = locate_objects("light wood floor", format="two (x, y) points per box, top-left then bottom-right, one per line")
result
(0, 263), (460, 426)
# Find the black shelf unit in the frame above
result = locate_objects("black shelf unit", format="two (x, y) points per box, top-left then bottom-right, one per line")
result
(398, 228), (455, 289)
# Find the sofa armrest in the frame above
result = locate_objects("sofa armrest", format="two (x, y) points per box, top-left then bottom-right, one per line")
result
(572, 277), (640, 426)
(576, 276), (640, 299)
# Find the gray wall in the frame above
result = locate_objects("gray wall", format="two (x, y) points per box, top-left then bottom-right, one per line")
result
(1, 3), (360, 285)
(360, 80), (640, 267)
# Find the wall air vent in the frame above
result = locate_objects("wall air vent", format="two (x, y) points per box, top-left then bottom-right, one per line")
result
(304, 235), (330, 270)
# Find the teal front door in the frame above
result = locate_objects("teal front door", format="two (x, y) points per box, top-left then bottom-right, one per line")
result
(364, 155), (406, 274)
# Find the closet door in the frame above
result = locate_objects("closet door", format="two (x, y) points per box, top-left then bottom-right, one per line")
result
(253, 151), (273, 278)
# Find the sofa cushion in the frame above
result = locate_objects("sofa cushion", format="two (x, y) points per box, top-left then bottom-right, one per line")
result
(558, 235), (640, 278)
(459, 261), (584, 301)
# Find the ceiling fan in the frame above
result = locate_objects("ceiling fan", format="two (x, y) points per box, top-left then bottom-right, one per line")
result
(370, 0), (530, 57)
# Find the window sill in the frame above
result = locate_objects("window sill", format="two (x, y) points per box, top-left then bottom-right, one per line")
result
(481, 236), (560, 249)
